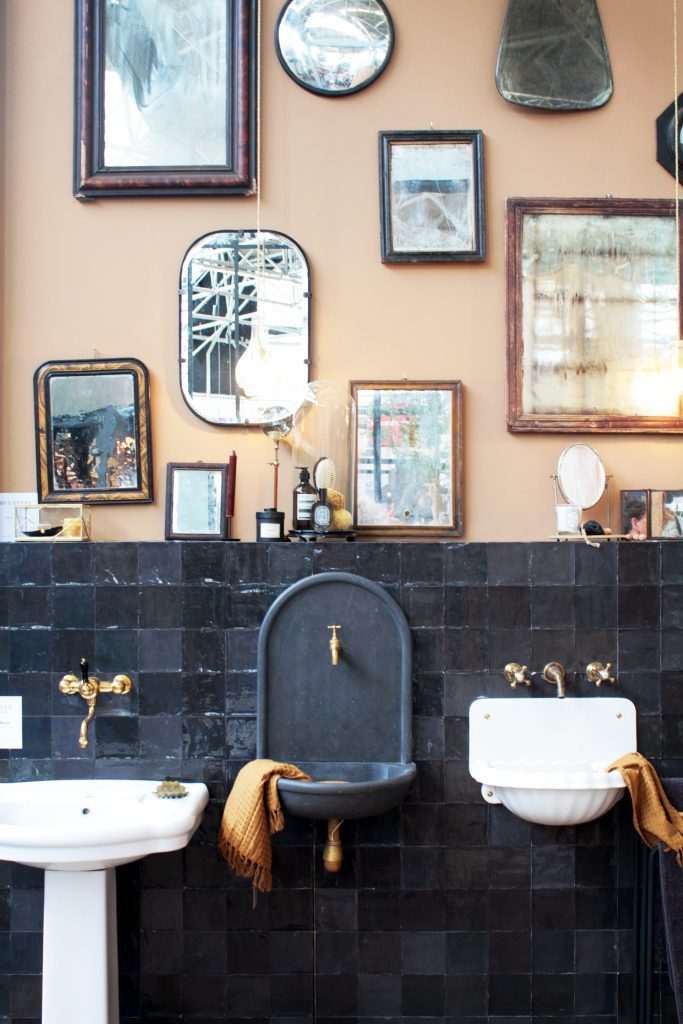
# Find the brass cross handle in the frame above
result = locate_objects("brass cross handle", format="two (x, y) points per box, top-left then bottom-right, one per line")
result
(586, 661), (616, 687)
(503, 662), (532, 688)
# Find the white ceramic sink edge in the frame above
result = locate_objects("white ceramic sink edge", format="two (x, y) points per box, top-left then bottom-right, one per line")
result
(468, 696), (637, 826)
(0, 779), (209, 871)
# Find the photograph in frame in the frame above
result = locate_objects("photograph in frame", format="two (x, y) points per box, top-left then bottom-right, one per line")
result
(379, 131), (485, 263)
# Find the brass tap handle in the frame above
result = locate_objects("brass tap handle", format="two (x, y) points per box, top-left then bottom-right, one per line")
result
(503, 662), (532, 688)
(586, 661), (616, 687)
(99, 674), (132, 695)
(58, 674), (80, 695)
(327, 625), (342, 666)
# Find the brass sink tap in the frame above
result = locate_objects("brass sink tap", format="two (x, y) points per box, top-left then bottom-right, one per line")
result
(59, 658), (132, 748)
(327, 625), (342, 666)
(542, 661), (566, 699)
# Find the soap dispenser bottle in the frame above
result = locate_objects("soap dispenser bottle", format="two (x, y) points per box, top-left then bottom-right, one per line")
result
(292, 466), (316, 530)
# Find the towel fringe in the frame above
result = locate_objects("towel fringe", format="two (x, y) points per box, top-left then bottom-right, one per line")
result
(218, 835), (273, 892)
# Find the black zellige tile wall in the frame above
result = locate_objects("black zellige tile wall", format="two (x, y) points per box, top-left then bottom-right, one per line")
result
(0, 540), (679, 1024)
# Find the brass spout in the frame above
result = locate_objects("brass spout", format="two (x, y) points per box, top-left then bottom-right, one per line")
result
(543, 661), (566, 698)
(327, 625), (342, 666)
(58, 659), (132, 748)
(323, 818), (344, 872)
(79, 698), (96, 749)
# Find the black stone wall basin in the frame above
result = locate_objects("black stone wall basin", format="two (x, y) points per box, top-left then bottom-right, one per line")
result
(276, 761), (417, 820)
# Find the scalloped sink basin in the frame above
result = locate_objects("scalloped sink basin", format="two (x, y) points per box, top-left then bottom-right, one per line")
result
(469, 697), (637, 826)
(0, 779), (209, 871)
(276, 761), (416, 820)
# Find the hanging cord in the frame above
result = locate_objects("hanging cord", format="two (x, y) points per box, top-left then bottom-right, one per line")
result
(255, 0), (263, 318)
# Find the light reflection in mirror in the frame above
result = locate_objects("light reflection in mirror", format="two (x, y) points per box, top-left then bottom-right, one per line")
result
(179, 230), (310, 425)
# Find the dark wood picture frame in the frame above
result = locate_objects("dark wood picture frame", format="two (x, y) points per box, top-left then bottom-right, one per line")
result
(34, 358), (153, 504)
(351, 380), (463, 537)
(165, 462), (231, 540)
(379, 130), (485, 263)
(74, 0), (256, 198)
(506, 197), (683, 433)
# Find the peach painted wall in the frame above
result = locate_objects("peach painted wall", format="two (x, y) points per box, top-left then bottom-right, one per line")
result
(1, 0), (681, 541)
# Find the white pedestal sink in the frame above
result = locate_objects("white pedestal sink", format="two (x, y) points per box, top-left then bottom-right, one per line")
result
(0, 779), (209, 1024)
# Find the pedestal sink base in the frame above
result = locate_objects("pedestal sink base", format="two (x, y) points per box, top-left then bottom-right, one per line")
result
(43, 868), (118, 1024)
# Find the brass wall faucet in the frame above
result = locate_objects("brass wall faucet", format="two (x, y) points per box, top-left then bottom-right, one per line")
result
(327, 625), (342, 666)
(59, 658), (132, 748)
(542, 661), (567, 698)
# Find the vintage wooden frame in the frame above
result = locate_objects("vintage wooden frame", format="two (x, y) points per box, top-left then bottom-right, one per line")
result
(165, 462), (230, 540)
(379, 130), (485, 263)
(351, 380), (463, 537)
(34, 358), (153, 504)
(74, 0), (256, 198)
(506, 197), (683, 433)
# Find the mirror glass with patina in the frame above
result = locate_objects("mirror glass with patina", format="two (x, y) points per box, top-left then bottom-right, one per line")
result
(179, 230), (311, 426)
(351, 381), (463, 537)
(275, 0), (394, 96)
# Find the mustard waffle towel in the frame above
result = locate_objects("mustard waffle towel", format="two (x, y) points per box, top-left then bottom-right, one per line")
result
(218, 758), (311, 892)
(608, 752), (683, 866)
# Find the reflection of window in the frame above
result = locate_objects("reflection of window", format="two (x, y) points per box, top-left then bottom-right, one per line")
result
(187, 240), (305, 403)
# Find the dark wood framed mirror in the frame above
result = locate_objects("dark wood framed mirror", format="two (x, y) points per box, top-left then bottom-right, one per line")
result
(74, 0), (256, 198)
(165, 462), (231, 539)
(33, 358), (153, 504)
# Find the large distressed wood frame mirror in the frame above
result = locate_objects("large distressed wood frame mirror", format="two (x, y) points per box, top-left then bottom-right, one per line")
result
(351, 380), (463, 537)
(180, 230), (311, 425)
(74, 0), (256, 198)
(506, 198), (683, 433)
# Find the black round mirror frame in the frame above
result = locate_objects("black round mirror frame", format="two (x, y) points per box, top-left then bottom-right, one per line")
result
(656, 93), (683, 183)
(274, 0), (394, 98)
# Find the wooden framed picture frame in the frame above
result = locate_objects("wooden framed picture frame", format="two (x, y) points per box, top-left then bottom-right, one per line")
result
(351, 380), (463, 537)
(379, 130), (485, 263)
(33, 358), (153, 504)
(506, 197), (683, 433)
(73, 0), (256, 198)
(165, 463), (231, 540)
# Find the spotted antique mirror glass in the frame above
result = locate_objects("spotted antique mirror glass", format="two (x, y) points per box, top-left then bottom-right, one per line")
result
(275, 0), (394, 96)
(179, 231), (311, 426)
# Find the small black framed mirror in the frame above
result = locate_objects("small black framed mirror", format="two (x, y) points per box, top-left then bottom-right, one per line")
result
(275, 0), (394, 97)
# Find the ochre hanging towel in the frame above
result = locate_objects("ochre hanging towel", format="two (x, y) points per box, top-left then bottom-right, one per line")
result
(608, 752), (683, 866)
(218, 758), (311, 892)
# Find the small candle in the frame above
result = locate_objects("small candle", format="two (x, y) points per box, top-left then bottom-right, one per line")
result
(226, 450), (237, 518)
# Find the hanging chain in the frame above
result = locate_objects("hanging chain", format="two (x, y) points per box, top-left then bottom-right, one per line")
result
(675, 0), (681, 338)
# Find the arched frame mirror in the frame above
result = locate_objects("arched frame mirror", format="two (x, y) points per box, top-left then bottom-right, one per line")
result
(275, 0), (394, 97)
(179, 230), (311, 426)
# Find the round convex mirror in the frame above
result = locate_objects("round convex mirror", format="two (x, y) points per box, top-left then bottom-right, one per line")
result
(556, 444), (606, 509)
(275, 0), (394, 97)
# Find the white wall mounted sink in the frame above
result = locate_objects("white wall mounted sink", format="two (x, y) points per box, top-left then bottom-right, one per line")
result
(469, 697), (637, 826)
(0, 779), (209, 1024)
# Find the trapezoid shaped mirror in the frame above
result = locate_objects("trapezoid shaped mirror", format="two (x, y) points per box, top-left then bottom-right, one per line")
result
(179, 230), (311, 425)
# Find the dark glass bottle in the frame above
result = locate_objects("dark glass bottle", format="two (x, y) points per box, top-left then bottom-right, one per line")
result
(310, 487), (333, 532)
(292, 466), (316, 531)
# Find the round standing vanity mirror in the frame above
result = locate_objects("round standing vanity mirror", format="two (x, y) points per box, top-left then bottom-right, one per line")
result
(179, 230), (310, 426)
(275, 0), (394, 96)
(556, 444), (606, 509)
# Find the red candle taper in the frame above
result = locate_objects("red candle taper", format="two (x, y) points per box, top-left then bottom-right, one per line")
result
(226, 450), (237, 518)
